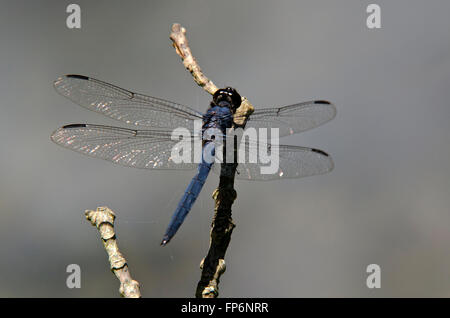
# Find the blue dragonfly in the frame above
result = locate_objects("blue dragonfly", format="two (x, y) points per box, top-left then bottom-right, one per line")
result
(51, 75), (336, 245)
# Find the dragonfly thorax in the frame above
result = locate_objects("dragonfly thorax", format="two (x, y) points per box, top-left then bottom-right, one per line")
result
(202, 105), (233, 133)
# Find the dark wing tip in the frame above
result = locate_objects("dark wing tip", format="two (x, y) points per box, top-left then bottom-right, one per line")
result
(62, 124), (87, 129)
(66, 74), (89, 80)
(311, 148), (329, 157)
(314, 100), (331, 105)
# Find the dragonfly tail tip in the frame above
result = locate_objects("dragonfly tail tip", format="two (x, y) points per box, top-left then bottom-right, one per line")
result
(160, 236), (170, 246)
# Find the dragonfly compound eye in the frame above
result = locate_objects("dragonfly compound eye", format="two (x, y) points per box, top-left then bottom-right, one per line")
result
(213, 87), (241, 111)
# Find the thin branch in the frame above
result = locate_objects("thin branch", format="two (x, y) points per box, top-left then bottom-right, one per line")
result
(170, 23), (254, 298)
(170, 23), (218, 95)
(85, 206), (141, 298)
(169, 23), (254, 127)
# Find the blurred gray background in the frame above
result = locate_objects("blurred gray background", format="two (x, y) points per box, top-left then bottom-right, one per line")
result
(0, 0), (449, 297)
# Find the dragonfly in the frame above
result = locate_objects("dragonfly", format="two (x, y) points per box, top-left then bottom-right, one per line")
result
(51, 75), (336, 245)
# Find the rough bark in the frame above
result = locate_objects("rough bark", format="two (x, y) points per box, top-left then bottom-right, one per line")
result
(85, 206), (141, 298)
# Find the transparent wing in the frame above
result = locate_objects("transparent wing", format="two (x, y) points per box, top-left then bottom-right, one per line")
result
(54, 75), (204, 129)
(51, 124), (333, 178)
(237, 100), (336, 137)
(212, 141), (334, 181)
(51, 124), (200, 170)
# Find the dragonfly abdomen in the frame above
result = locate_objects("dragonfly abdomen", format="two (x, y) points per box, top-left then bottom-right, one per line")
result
(161, 153), (214, 246)
(161, 106), (232, 246)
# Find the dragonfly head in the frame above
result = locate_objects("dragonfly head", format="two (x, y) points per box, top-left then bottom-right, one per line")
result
(212, 87), (241, 112)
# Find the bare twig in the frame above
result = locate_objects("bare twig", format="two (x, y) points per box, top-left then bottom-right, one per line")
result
(170, 23), (218, 95)
(170, 23), (254, 127)
(170, 23), (254, 298)
(85, 206), (141, 298)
